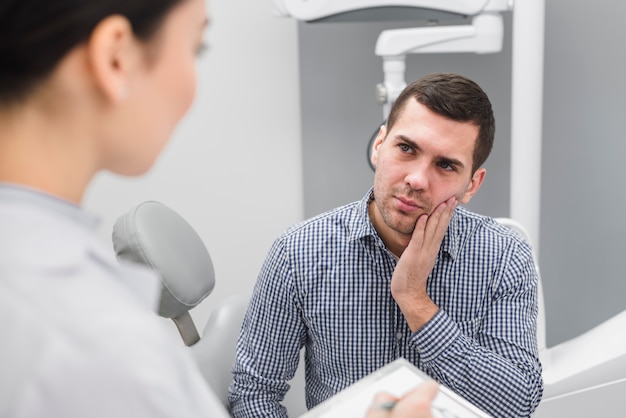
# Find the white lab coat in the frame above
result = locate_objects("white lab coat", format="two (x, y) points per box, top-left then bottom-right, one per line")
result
(0, 184), (229, 418)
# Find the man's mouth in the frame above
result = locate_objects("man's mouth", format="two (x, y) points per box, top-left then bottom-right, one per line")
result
(394, 196), (422, 213)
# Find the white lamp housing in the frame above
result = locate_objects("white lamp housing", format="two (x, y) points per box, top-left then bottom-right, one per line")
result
(272, 0), (511, 20)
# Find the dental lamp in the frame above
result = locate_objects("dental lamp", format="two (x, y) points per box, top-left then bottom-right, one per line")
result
(373, 10), (505, 123)
(273, 0), (508, 20)
(273, 0), (544, 256)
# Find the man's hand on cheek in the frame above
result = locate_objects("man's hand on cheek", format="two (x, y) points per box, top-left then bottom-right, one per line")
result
(390, 196), (458, 331)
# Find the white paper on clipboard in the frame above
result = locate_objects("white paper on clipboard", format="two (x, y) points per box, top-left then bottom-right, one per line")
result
(298, 358), (492, 418)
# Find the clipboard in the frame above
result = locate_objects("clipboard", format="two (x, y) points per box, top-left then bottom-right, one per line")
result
(298, 358), (492, 417)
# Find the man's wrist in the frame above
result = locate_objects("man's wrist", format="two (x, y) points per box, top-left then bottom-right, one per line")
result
(395, 296), (439, 332)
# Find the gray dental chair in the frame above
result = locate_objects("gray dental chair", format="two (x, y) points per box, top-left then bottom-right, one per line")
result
(112, 201), (306, 416)
(112, 201), (626, 417)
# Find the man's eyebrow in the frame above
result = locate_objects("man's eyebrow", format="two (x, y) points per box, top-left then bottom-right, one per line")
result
(395, 134), (466, 169)
(439, 156), (465, 169)
(395, 134), (420, 150)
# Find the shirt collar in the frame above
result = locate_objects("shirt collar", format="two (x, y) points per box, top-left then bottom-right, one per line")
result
(349, 188), (379, 242)
(0, 182), (100, 230)
(444, 209), (460, 260)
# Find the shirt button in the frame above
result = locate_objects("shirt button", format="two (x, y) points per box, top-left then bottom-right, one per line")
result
(396, 332), (403, 340)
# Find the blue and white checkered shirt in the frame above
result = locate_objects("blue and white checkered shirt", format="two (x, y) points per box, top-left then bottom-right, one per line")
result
(230, 189), (543, 418)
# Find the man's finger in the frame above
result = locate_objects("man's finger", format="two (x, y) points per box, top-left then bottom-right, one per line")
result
(423, 197), (457, 246)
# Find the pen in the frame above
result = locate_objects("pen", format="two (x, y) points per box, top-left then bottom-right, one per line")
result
(374, 400), (397, 411)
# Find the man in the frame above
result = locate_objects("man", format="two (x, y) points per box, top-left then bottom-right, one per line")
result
(229, 73), (543, 418)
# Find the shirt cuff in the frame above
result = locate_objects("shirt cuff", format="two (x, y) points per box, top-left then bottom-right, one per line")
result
(409, 309), (461, 364)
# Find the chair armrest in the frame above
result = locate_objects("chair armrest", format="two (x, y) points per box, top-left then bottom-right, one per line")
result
(190, 294), (250, 408)
(542, 309), (626, 398)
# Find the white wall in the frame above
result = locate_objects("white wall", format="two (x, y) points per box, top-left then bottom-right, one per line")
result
(84, 0), (303, 327)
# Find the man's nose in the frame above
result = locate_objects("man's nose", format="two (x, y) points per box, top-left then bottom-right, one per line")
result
(404, 161), (429, 191)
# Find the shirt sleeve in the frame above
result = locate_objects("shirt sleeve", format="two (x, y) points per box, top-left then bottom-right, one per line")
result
(229, 238), (305, 418)
(409, 240), (544, 418)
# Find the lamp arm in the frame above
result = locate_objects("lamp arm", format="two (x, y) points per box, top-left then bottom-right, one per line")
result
(375, 12), (504, 120)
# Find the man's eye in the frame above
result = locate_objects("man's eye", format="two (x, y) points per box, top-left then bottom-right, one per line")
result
(439, 161), (454, 171)
(399, 144), (411, 153)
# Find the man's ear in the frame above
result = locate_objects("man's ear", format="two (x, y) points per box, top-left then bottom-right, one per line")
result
(86, 15), (138, 103)
(460, 167), (486, 204)
(370, 125), (387, 169)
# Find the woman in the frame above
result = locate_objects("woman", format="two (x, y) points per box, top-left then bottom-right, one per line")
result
(0, 0), (229, 416)
(0, 0), (439, 416)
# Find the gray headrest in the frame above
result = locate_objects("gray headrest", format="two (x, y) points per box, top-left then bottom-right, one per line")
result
(112, 201), (215, 318)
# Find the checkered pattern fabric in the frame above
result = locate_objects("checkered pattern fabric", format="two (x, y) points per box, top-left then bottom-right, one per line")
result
(230, 189), (543, 418)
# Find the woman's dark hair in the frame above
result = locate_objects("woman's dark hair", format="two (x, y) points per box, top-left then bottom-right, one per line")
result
(386, 72), (496, 174)
(0, 0), (185, 105)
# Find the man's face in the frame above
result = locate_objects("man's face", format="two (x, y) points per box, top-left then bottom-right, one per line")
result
(369, 98), (486, 237)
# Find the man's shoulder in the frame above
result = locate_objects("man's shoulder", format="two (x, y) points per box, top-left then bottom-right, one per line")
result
(454, 206), (533, 252)
(282, 200), (362, 238)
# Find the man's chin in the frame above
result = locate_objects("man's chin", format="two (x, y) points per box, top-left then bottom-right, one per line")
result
(380, 207), (421, 235)
(388, 218), (418, 236)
